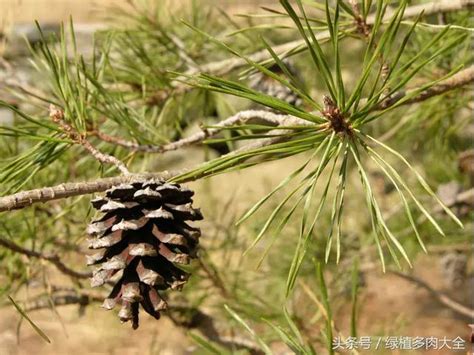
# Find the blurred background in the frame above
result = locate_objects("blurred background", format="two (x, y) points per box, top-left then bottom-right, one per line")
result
(0, 0), (271, 23)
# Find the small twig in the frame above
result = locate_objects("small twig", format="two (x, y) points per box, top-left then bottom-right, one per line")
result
(401, 66), (474, 105)
(168, 34), (200, 70)
(389, 270), (474, 319)
(88, 130), (142, 150)
(198, 258), (231, 299)
(49, 105), (130, 175)
(168, 305), (264, 354)
(0, 110), (301, 212)
(0, 236), (91, 279)
(378, 66), (474, 109)
(90, 110), (311, 153)
(22, 291), (104, 312)
(349, 0), (371, 37)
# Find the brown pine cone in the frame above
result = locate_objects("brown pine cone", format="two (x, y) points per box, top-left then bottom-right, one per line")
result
(86, 180), (202, 329)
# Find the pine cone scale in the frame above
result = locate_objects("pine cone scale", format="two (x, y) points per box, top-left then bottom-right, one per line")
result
(86, 180), (202, 329)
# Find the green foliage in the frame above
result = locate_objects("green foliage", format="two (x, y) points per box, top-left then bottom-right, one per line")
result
(177, 0), (467, 278)
(8, 295), (51, 343)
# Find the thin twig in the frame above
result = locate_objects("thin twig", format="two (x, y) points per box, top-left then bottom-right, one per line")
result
(0, 116), (298, 212)
(138, 0), (472, 103)
(0, 236), (91, 279)
(389, 270), (474, 319)
(49, 105), (130, 175)
(91, 110), (311, 153)
(21, 291), (104, 312)
(168, 34), (200, 70)
(402, 66), (474, 105)
(168, 305), (264, 354)
(378, 66), (474, 109)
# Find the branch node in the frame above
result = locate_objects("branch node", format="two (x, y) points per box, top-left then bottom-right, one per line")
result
(49, 105), (131, 175)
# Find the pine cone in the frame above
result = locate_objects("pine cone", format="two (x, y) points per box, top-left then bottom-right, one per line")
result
(249, 59), (303, 110)
(86, 180), (202, 329)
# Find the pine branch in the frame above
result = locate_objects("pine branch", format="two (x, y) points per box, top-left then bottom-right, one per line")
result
(49, 105), (131, 175)
(0, 173), (176, 212)
(90, 110), (311, 153)
(183, 0), (473, 78)
(0, 236), (91, 279)
(94, 66), (474, 154)
(389, 270), (474, 319)
(401, 65), (474, 105)
(0, 67), (472, 213)
(378, 66), (474, 109)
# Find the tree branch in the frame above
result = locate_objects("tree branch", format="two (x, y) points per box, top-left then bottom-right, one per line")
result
(90, 110), (311, 153)
(21, 290), (104, 312)
(378, 66), (474, 109)
(0, 172), (176, 212)
(91, 65), (474, 156)
(403, 66), (474, 105)
(0, 65), (472, 213)
(2, 48), (473, 214)
(389, 270), (474, 319)
(49, 105), (130, 175)
(0, 236), (91, 279)
(0, 110), (308, 213)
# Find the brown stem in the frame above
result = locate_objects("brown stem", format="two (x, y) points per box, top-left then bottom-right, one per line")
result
(0, 236), (91, 279)
(378, 66), (474, 109)
(49, 105), (130, 175)
(21, 291), (104, 312)
(90, 110), (311, 153)
(167, 305), (264, 354)
(0, 172), (176, 212)
(389, 270), (474, 319)
(401, 66), (474, 105)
